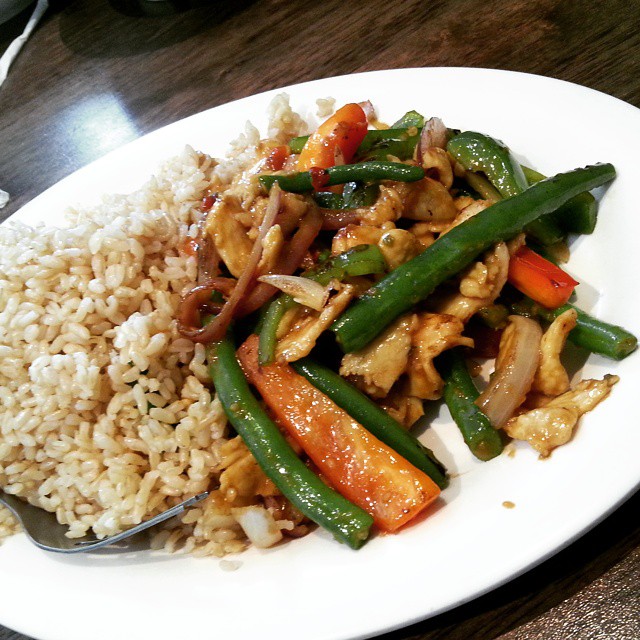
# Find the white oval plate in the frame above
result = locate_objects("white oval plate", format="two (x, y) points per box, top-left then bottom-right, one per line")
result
(1, 68), (639, 640)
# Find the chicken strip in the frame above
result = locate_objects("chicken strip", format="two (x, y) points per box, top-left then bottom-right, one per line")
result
(256, 224), (284, 275)
(378, 387), (425, 429)
(531, 309), (578, 397)
(218, 437), (278, 505)
(205, 199), (253, 278)
(276, 286), (354, 362)
(340, 314), (417, 397)
(394, 177), (458, 230)
(504, 375), (619, 457)
(331, 224), (384, 255)
(420, 147), (455, 190)
(378, 229), (424, 270)
(406, 313), (474, 400)
(355, 185), (404, 226)
(434, 241), (510, 322)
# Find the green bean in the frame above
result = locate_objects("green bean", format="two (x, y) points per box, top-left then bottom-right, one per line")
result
(304, 244), (386, 283)
(524, 216), (565, 246)
(438, 349), (503, 461)
(332, 163), (616, 353)
(355, 127), (420, 157)
(289, 127), (421, 157)
(522, 165), (598, 234)
(476, 304), (509, 329)
(208, 335), (373, 549)
(291, 358), (448, 489)
(448, 131), (528, 198)
(288, 135), (310, 154)
(390, 110), (425, 129)
(259, 161), (424, 193)
(360, 135), (420, 161)
(520, 166), (543, 183)
(448, 131), (564, 245)
(258, 294), (296, 365)
(463, 171), (501, 201)
(288, 108), (423, 163)
(314, 182), (379, 209)
(511, 298), (637, 360)
(554, 192), (597, 235)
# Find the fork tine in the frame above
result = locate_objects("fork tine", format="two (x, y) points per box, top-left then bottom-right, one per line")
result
(0, 489), (209, 554)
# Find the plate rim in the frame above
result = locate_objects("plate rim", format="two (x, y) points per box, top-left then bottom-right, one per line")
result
(1, 66), (639, 640)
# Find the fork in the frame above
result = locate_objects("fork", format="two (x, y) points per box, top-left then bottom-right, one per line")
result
(0, 489), (209, 553)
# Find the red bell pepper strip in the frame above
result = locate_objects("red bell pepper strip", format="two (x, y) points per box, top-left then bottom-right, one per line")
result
(266, 144), (291, 171)
(297, 103), (368, 171)
(508, 246), (579, 309)
(237, 335), (441, 533)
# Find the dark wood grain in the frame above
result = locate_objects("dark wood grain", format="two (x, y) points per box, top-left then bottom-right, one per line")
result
(0, 1), (638, 639)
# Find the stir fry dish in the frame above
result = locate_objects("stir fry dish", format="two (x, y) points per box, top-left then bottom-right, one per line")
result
(176, 100), (635, 548)
(0, 96), (636, 554)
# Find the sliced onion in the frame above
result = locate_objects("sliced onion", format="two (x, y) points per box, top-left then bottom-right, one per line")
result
(237, 207), (323, 316)
(231, 506), (283, 549)
(177, 277), (235, 336)
(196, 209), (221, 283)
(358, 100), (376, 123)
(417, 117), (448, 163)
(475, 315), (542, 428)
(178, 186), (282, 343)
(320, 208), (360, 230)
(258, 274), (329, 311)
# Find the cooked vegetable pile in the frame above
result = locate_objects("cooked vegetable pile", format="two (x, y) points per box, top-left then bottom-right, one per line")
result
(180, 102), (636, 549)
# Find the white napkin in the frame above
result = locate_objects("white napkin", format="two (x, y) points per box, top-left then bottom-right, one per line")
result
(0, 0), (49, 207)
(0, 0), (49, 87)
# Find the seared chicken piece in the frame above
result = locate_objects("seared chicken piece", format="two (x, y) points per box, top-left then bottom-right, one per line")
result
(531, 309), (578, 397)
(441, 199), (492, 234)
(434, 242), (510, 322)
(405, 313), (474, 400)
(378, 229), (424, 270)
(256, 224), (284, 275)
(504, 375), (619, 457)
(395, 177), (458, 230)
(378, 388), (425, 429)
(277, 192), (310, 230)
(205, 199), (253, 278)
(355, 185), (404, 226)
(506, 233), (527, 256)
(453, 195), (477, 212)
(408, 223), (436, 249)
(340, 314), (417, 397)
(276, 285), (354, 362)
(420, 148), (455, 189)
(331, 224), (385, 255)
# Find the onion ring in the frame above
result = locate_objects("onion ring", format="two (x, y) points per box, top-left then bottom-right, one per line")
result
(177, 278), (235, 338)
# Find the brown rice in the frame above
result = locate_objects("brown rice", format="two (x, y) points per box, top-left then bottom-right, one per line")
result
(0, 94), (311, 556)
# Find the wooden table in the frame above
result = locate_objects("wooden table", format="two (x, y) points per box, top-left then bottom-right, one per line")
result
(1, 1), (638, 638)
